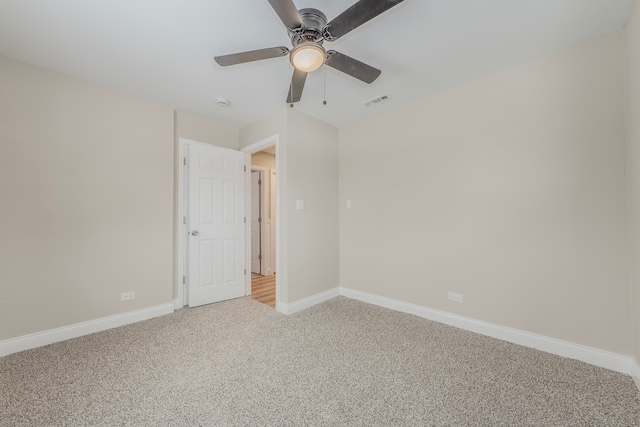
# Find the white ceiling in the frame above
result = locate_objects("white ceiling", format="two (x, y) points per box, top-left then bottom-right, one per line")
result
(0, 0), (634, 128)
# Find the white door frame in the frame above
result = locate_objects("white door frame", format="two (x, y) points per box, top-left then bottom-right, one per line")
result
(176, 138), (190, 309)
(242, 135), (279, 304)
(269, 169), (277, 276)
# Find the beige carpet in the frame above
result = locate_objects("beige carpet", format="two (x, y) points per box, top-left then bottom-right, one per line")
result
(1, 296), (638, 426)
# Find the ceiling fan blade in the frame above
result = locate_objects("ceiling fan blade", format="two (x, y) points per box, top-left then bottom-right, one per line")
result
(286, 68), (308, 103)
(325, 50), (381, 84)
(323, 0), (404, 41)
(267, 0), (304, 29)
(215, 47), (289, 66)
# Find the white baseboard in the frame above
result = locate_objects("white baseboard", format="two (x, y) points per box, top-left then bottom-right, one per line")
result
(340, 288), (633, 376)
(278, 287), (340, 315)
(631, 359), (640, 392)
(4, 288), (636, 392)
(0, 303), (175, 358)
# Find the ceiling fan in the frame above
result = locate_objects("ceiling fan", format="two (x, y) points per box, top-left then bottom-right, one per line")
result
(214, 0), (405, 104)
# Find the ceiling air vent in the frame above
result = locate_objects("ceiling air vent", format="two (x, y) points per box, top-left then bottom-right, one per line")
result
(363, 94), (390, 107)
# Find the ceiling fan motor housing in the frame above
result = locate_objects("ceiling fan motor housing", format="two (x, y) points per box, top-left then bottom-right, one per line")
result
(289, 8), (327, 46)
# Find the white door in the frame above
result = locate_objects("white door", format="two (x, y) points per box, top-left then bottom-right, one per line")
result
(251, 170), (261, 274)
(188, 143), (245, 307)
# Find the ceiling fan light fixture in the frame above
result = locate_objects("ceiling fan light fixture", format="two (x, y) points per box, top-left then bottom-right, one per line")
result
(290, 43), (326, 73)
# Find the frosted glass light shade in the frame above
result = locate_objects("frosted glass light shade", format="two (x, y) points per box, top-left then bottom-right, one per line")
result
(290, 43), (326, 72)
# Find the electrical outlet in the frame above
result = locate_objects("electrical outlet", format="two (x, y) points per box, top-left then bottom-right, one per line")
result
(448, 292), (463, 303)
(120, 291), (135, 301)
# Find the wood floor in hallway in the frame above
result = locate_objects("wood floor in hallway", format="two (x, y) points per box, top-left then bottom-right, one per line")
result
(250, 274), (275, 308)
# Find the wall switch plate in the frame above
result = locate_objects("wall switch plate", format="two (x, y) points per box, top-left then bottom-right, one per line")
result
(448, 292), (463, 303)
(296, 200), (304, 210)
(346, 200), (352, 209)
(120, 291), (136, 301)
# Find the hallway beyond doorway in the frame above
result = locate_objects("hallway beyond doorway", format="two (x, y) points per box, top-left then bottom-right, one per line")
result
(250, 274), (275, 308)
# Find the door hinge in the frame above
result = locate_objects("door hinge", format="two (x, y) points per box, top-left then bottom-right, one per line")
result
(184, 157), (186, 166)
(258, 254), (262, 261)
(244, 268), (247, 275)
(183, 276), (186, 284)
(244, 165), (246, 172)
(258, 180), (262, 185)
(258, 217), (262, 223)
(244, 217), (246, 223)
(183, 216), (186, 224)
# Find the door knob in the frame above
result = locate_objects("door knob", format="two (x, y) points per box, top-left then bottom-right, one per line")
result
(191, 230), (199, 236)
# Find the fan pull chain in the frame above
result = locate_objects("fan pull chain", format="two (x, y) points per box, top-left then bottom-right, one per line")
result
(323, 67), (327, 106)
(290, 77), (294, 108)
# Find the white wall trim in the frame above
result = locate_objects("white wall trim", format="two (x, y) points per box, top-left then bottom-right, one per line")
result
(269, 169), (277, 276)
(0, 303), (174, 358)
(242, 135), (279, 154)
(631, 359), (640, 391)
(176, 139), (187, 308)
(279, 287), (340, 315)
(340, 287), (634, 375)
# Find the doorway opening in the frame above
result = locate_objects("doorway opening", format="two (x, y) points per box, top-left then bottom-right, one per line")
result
(248, 148), (276, 308)
(242, 135), (279, 310)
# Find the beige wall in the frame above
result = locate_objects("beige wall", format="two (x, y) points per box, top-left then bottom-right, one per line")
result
(240, 108), (288, 148)
(0, 56), (174, 340)
(240, 108), (339, 304)
(339, 32), (631, 354)
(286, 109), (339, 301)
(625, 2), (640, 365)
(175, 111), (238, 150)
